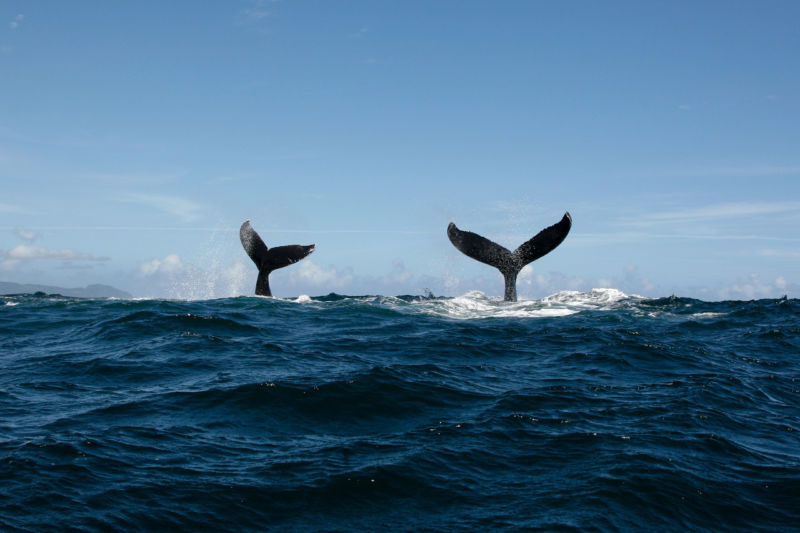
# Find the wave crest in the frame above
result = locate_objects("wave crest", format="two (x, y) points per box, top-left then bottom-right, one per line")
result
(382, 288), (635, 320)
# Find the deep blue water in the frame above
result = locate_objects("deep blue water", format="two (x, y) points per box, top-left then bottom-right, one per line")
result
(1, 290), (798, 532)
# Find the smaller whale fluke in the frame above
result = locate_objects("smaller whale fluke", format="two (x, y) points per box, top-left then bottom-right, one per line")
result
(240, 220), (315, 296)
(447, 212), (572, 302)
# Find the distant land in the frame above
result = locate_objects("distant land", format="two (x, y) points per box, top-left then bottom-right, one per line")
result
(0, 281), (132, 299)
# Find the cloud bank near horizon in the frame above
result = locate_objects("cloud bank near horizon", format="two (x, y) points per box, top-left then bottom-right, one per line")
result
(124, 254), (795, 302)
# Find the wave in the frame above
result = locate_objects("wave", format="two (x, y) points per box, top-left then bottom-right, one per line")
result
(2, 287), (798, 532)
(3, 288), (795, 321)
(372, 288), (633, 319)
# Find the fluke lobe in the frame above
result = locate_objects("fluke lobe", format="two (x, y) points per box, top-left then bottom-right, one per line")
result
(447, 212), (572, 302)
(239, 220), (315, 297)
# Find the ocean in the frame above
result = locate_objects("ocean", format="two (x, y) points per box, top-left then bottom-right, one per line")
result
(1, 290), (798, 532)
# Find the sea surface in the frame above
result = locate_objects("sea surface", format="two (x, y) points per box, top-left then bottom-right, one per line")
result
(1, 289), (798, 532)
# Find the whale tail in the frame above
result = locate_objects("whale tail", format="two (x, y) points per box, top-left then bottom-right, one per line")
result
(239, 220), (315, 296)
(447, 212), (572, 301)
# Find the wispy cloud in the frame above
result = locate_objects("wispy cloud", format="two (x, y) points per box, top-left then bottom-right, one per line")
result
(758, 248), (800, 259)
(1, 244), (108, 271)
(210, 171), (256, 184)
(119, 193), (203, 222)
(635, 201), (800, 225)
(3, 245), (106, 261)
(81, 169), (187, 185)
(236, 0), (277, 26)
(0, 125), (128, 149)
(9, 14), (23, 30)
(13, 228), (38, 242)
(675, 165), (800, 178)
(710, 274), (791, 301)
(572, 231), (800, 245)
(0, 202), (32, 214)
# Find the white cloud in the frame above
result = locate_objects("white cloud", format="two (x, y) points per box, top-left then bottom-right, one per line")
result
(713, 274), (792, 301)
(5, 245), (101, 261)
(0, 244), (108, 272)
(471, 265), (657, 299)
(435, 266), (585, 300)
(124, 249), (797, 300)
(288, 260), (354, 289)
(138, 253), (185, 276)
(516, 267), (588, 298)
(383, 259), (412, 284)
(272, 259), (430, 296)
(119, 193), (203, 222)
(9, 14), (23, 30)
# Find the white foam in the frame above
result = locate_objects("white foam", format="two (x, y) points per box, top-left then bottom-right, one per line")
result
(295, 294), (312, 303)
(689, 312), (727, 319)
(541, 288), (631, 309)
(386, 289), (636, 320)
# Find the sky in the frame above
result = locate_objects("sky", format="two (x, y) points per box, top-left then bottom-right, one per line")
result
(1, 1), (799, 300)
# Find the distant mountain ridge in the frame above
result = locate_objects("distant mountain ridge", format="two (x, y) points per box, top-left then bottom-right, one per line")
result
(0, 281), (132, 298)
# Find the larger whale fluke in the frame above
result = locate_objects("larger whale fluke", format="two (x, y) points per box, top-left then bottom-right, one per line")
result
(239, 220), (315, 296)
(447, 212), (572, 302)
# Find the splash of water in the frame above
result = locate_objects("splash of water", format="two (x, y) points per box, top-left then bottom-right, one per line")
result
(166, 227), (250, 300)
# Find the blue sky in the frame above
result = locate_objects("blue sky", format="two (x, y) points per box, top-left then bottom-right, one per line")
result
(1, 1), (798, 299)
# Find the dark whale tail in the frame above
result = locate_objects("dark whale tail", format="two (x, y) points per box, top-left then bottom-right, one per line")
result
(447, 212), (572, 302)
(239, 220), (315, 296)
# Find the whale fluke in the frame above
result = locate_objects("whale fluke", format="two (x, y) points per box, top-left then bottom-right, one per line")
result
(447, 212), (572, 302)
(240, 220), (315, 296)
